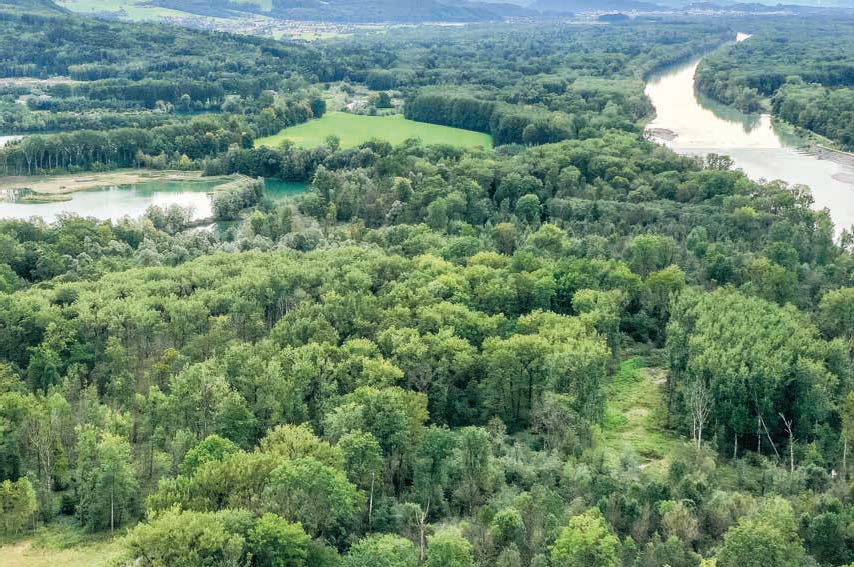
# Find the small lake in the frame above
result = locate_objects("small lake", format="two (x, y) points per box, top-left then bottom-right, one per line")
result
(0, 178), (307, 223)
(0, 135), (21, 147)
(645, 35), (854, 232)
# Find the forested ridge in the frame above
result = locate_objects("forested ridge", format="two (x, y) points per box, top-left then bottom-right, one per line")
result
(1, 3), (854, 567)
(696, 18), (854, 149)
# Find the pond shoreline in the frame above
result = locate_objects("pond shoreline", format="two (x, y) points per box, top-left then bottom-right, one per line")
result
(0, 169), (233, 195)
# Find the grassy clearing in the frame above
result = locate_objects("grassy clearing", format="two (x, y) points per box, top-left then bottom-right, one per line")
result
(0, 521), (122, 567)
(600, 358), (684, 476)
(255, 112), (493, 150)
(58, 0), (190, 21)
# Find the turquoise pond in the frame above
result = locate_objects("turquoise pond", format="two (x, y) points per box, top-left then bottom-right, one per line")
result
(0, 178), (308, 223)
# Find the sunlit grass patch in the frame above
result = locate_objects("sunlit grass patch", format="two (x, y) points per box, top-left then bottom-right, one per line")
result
(255, 112), (493, 149)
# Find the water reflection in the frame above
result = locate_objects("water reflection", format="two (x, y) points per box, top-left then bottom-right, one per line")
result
(644, 49), (854, 231)
(0, 135), (21, 147)
(0, 179), (307, 223)
(646, 59), (784, 150)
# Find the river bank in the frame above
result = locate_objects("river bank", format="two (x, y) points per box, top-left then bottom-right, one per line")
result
(644, 38), (854, 231)
(809, 144), (854, 170)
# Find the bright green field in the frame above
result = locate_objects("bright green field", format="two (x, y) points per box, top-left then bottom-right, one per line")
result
(59, 0), (198, 21)
(255, 112), (493, 149)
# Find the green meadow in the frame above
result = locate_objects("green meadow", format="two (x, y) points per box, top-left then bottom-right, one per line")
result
(255, 112), (493, 149)
(0, 522), (122, 567)
(60, 0), (191, 21)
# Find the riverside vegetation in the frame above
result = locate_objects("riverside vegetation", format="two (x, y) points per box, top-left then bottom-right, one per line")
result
(0, 2), (854, 567)
(696, 18), (854, 150)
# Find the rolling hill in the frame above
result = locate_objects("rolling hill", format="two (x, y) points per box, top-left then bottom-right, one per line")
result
(141, 0), (534, 22)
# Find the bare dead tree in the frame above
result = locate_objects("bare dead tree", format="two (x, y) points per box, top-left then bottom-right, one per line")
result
(779, 413), (795, 474)
(412, 498), (430, 562)
(368, 472), (375, 530)
(687, 378), (712, 450)
(758, 413), (780, 460)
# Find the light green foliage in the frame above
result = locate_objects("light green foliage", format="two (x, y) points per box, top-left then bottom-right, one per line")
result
(338, 431), (383, 489)
(0, 8), (852, 567)
(168, 360), (254, 443)
(644, 265), (686, 328)
(481, 334), (553, 430)
(819, 287), (854, 340)
(491, 508), (526, 550)
(324, 386), (428, 456)
(716, 518), (804, 567)
(551, 509), (620, 567)
(344, 534), (418, 567)
(451, 426), (499, 514)
(659, 500), (699, 544)
(700, 490), (756, 539)
(76, 430), (138, 532)
(259, 424), (345, 469)
(122, 508), (249, 566)
(496, 544), (523, 567)
(627, 234), (677, 277)
(263, 457), (363, 539)
(377, 326), (476, 423)
(524, 224), (570, 258)
(634, 535), (701, 567)
(179, 435), (240, 477)
(249, 513), (311, 567)
(426, 528), (474, 567)
(515, 194), (542, 226)
(667, 287), (843, 454)
(573, 289), (625, 357)
(0, 477), (37, 534)
(482, 312), (609, 430)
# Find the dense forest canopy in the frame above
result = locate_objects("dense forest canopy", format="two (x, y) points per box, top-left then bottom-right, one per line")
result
(0, 2), (853, 567)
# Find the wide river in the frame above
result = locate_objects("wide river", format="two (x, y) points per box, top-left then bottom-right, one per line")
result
(645, 37), (854, 232)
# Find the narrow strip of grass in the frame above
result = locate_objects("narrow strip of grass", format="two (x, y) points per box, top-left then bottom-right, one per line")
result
(255, 111), (493, 149)
(0, 520), (122, 567)
(600, 357), (683, 475)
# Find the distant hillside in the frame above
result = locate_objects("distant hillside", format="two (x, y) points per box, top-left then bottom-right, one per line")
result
(143, 0), (534, 22)
(685, 1), (853, 13)
(0, 0), (68, 14)
(532, 0), (660, 12)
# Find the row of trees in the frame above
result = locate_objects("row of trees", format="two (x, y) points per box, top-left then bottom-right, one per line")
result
(0, 88), (325, 175)
(404, 93), (576, 146)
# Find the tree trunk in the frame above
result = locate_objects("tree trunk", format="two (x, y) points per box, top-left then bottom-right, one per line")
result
(110, 483), (115, 534)
(780, 413), (794, 474)
(368, 473), (375, 530)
